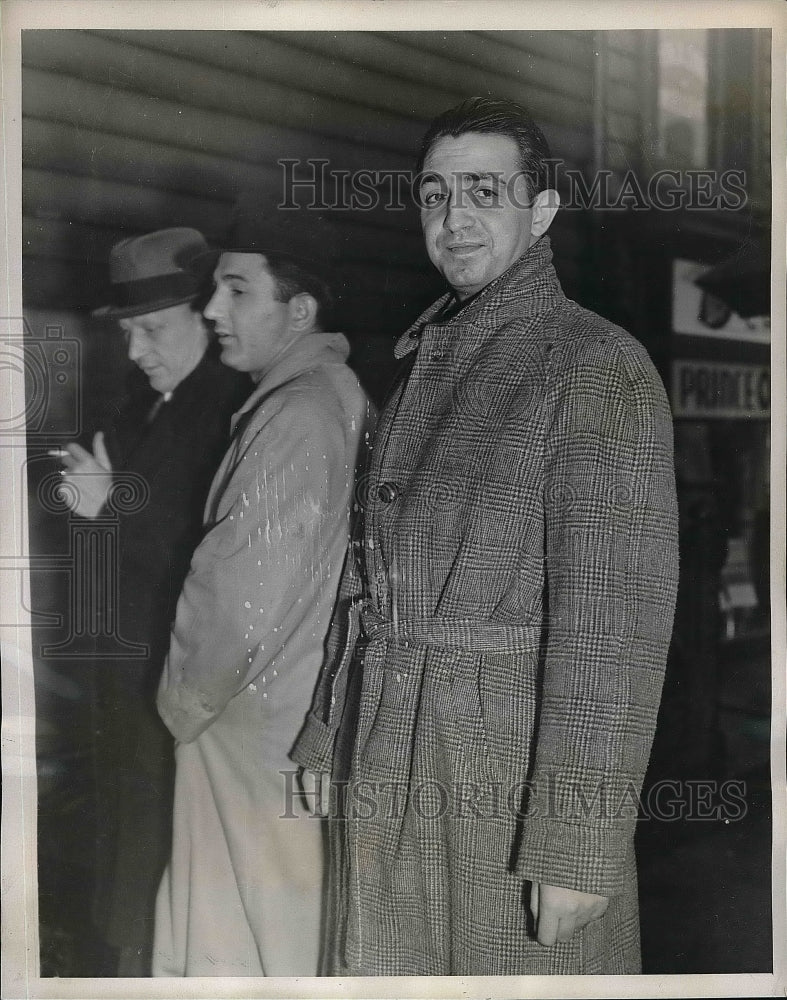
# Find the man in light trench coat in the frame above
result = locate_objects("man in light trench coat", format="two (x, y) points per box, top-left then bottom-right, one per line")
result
(294, 97), (680, 975)
(152, 204), (373, 976)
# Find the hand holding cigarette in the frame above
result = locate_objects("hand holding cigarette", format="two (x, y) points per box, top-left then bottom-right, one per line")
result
(48, 432), (113, 518)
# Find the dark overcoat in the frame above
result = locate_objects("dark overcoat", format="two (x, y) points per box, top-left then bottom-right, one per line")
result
(92, 342), (250, 953)
(295, 236), (679, 976)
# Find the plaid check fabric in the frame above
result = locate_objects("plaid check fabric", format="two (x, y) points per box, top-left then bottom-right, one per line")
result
(294, 235), (679, 975)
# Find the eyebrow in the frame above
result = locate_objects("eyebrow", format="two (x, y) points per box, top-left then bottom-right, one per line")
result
(215, 272), (251, 284)
(419, 171), (503, 186)
(120, 318), (164, 331)
(464, 172), (502, 186)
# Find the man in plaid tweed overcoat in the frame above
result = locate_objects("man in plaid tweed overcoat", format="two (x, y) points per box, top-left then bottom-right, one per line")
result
(294, 97), (679, 975)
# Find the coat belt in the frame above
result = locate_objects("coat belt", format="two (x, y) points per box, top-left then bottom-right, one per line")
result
(358, 603), (541, 654)
(344, 602), (543, 964)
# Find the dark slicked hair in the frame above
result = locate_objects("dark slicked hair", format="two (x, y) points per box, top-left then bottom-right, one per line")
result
(416, 96), (553, 201)
(265, 254), (335, 331)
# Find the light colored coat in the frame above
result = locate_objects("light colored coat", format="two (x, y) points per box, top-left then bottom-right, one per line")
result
(153, 331), (373, 976)
(295, 237), (679, 975)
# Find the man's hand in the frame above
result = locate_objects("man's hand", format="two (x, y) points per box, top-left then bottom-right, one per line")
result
(52, 432), (113, 518)
(297, 767), (331, 818)
(530, 882), (609, 946)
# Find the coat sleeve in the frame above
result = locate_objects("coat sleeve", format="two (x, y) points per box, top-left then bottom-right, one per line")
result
(157, 391), (349, 743)
(514, 335), (679, 895)
(290, 541), (365, 773)
(291, 398), (376, 774)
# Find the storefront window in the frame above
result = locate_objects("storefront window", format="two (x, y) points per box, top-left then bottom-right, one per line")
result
(658, 29), (709, 169)
(714, 421), (770, 640)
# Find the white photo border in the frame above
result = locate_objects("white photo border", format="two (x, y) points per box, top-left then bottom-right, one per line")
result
(1, 2), (785, 998)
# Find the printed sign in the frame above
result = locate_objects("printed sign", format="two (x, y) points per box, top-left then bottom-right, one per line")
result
(671, 359), (770, 418)
(672, 258), (770, 343)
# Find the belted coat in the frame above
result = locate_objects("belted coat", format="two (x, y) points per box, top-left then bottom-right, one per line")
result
(153, 332), (373, 976)
(294, 236), (679, 976)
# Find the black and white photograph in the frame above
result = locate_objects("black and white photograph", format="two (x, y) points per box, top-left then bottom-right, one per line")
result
(1, 1), (785, 997)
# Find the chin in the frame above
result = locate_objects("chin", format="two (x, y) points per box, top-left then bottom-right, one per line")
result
(219, 347), (244, 370)
(443, 263), (485, 291)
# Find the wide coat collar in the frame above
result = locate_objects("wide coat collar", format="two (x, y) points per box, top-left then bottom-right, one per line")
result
(112, 340), (241, 473)
(394, 234), (563, 361)
(230, 330), (350, 435)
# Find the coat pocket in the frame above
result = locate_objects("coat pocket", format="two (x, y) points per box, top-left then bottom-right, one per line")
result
(354, 644), (420, 784)
(447, 651), (499, 784)
(475, 651), (540, 788)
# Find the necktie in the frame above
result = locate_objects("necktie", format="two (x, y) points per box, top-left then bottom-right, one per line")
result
(145, 391), (172, 424)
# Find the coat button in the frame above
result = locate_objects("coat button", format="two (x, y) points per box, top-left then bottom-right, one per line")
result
(377, 482), (400, 504)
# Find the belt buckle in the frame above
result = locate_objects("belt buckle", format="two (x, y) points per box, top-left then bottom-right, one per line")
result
(357, 598), (378, 642)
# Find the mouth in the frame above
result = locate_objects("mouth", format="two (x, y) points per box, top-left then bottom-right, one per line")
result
(445, 243), (485, 257)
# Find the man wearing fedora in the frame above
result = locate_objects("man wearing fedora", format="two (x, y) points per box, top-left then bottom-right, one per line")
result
(151, 202), (374, 977)
(57, 227), (250, 976)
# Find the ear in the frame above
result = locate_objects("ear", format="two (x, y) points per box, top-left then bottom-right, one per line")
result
(287, 292), (319, 333)
(529, 189), (560, 244)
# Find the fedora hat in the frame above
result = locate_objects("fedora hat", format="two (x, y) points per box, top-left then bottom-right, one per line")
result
(189, 193), (340, 278)
(93, 227), (210, 319)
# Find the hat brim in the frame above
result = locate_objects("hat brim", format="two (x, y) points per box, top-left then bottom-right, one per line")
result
(187, 245), (330, 276)
(92, 290), (199, 321)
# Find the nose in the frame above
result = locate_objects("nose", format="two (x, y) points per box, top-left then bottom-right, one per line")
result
(126, 328), (146, 362)
(444, 188), (473, 233)
(203, 285), (223, 322)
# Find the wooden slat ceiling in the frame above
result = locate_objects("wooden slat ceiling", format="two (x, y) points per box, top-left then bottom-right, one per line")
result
(21, 28), (637, 334)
